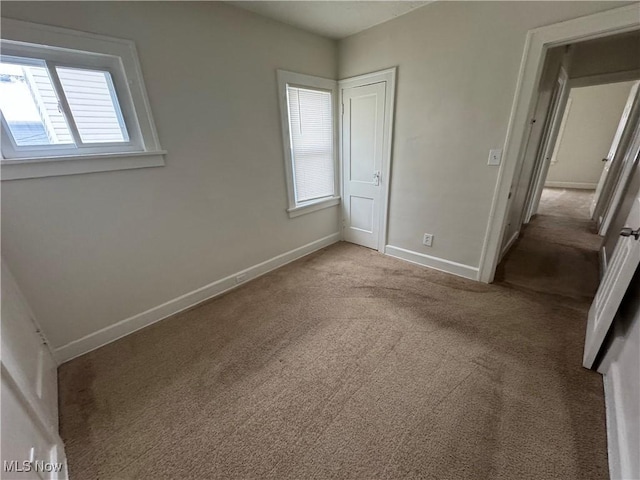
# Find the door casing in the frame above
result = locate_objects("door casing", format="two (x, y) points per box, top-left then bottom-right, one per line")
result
(478, 5), (640, 283)
(339, 67), (396, 253)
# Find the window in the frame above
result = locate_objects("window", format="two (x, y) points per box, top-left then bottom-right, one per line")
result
(278, 70), (339, 218)
(1, 20), (165, 181)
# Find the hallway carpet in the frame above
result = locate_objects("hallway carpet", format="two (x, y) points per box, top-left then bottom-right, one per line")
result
(538, 187), (595, 220)
(59, 240), (607, 478)
(496, 188), (603, 301)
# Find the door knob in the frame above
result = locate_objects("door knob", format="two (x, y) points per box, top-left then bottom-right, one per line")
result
(373, 170), (381, 186)
(620, 227), (640, 240)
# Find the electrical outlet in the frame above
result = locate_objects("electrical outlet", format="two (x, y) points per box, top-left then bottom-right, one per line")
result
(422, 233), (433, 247)
(236, 273), (247, 284)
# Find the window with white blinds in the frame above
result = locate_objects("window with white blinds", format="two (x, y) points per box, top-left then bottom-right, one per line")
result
(287, 86), (335, 203)
(1, 19), (165, 180)
(278, 70), (339, 217)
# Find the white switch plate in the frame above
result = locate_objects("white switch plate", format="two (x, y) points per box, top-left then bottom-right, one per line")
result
(488, 148), (502, 166)
(423, 233), (433, 247)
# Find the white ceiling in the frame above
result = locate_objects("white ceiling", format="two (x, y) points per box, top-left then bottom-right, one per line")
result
(227, 1), (431, 40)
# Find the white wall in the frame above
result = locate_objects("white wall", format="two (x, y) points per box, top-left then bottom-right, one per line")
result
(546, 81), (636, 189)
(338, 1), (630, 270)
(0, 2), (339, 354)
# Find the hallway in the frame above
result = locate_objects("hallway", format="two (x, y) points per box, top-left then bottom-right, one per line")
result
(496, 188), (602, 302)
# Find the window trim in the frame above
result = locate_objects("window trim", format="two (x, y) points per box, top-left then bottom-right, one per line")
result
(0, 19), (165, 181)
(277, 70), (340, 218)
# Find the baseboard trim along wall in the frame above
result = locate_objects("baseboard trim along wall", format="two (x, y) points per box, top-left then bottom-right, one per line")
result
(544, 181), (597, 190)
(54, 232), (341, 364)
(603, 369), (627, 480)
(500, 231), (520, 263)
(384, 245), (479, 281)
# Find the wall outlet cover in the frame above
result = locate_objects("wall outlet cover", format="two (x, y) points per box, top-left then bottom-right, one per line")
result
(488, 148), (502, 166)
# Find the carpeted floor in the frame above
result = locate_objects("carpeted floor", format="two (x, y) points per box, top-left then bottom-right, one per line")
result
(538, 187), (595, 220)
(59, 203), (608, 479)
(496, 188), (602, 302)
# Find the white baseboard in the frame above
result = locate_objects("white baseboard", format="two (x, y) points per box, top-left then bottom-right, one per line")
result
(544, 181), (597, 190)
(499, 230), (520, 262)
(54, 233), (341, 364)
(384, 245), (479, 280)
(603, 367), (629, 480)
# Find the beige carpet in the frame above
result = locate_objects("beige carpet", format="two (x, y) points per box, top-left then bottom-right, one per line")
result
(538, 187), (595, 220)
(59, 223), (608, 478)
(496, 188), (602, 302)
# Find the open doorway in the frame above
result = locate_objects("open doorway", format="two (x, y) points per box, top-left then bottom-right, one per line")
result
(495, 28), (640, 265)
(491, 22), (640, 379)
(497, 78), (638, 299)
(537, 80), (638, 222)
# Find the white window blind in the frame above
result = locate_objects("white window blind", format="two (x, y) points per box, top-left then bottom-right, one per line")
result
(286, 86), (335, 203)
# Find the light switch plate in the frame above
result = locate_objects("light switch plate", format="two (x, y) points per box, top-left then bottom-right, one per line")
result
(488, 148), (502, 166)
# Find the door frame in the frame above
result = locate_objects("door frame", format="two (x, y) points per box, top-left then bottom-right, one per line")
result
(478, 4), (640, 283)
(590, 79), (640, 222)
(339, 67), (397, 253)
(521, 66), (570, 224)
(521, 72), (640, 228)
(599, 116), (640, 236)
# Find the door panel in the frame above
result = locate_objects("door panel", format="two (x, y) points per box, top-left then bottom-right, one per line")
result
(350, 196), (374, 232)
(343, 82), (386, 250)
(583, 189), (640, 368)
(350, 94), (378, 183)
(591, 82), (639, 222)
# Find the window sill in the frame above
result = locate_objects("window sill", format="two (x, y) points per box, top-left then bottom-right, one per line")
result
(287, 196), (340, 218)
(1, 151), (166, 181)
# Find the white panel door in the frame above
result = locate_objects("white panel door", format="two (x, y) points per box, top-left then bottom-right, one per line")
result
(591, 82), (639, 221)
(583, 188), (640, 369)
(342, 82), (386, 250)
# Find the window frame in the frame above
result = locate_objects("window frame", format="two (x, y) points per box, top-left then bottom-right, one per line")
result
(1, 19), (165, 181)
(277, 70), (340, 218)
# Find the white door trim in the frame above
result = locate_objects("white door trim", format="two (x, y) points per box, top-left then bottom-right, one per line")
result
(522, 66), (570, 224)
(339, 67), (397, 253)
(478, 4), (640, 283)
(591, 82), (640, 223)
(599, 118), (640, 236)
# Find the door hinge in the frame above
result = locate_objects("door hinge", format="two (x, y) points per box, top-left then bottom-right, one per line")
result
(35, 328), (49, 346)
(341, 103), (344, 116)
